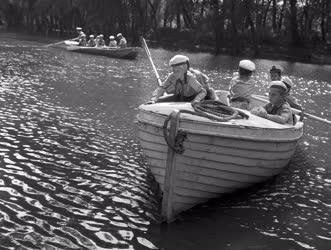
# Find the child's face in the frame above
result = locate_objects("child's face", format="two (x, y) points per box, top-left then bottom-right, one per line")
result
(269, 88), (283, 105)
(270, 71), (281, 81)
(172, 64), (187, 79)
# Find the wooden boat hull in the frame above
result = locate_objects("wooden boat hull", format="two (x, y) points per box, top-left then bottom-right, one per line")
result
(137, 93), (303, 222)
(66, 44), (140, 59)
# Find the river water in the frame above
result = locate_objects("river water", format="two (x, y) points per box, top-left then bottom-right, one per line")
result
(0, 33), (330, 250)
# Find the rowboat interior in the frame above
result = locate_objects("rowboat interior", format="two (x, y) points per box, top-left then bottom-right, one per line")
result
(137, 90), (304, 222)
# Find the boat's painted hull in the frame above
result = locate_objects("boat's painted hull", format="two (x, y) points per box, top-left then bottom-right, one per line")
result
(137, 94), (303, 222)
(66, 45), (140, 59)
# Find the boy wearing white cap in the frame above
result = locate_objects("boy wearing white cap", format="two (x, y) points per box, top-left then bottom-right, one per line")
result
(251, 81), (294, 125)
(87, 35), (96, 47)
(117, 33), (127, 48)
(78, 33), (87, 46)
(229, 59), (256, 110)
(74, 27), (85, 41)
(109, 36), (117, 48)
(150, 55), (207, 103)
(282, 76), (302, 110)
(98, 34), (106, 47)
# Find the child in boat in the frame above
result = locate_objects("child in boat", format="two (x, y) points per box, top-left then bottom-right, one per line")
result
(94, 35), (100, 47)
(281, 76), (302, 110)
(251, 81), (293, 125)
(87, 35), (96, 47)
(109, 36), (117, 48)
(269, 65), (302, 110)
(117, 33), (127, 48)
(150, 55), (207, 103)
(228, 59), (256, 110)
(269, 65), (283, 81)
(98, 34), (106, 47)
(74, 27), (85, 42)
(78, 34), (87, 46)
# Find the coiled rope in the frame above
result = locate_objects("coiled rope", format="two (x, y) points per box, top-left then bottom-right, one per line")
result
(163, 100), (249, 153)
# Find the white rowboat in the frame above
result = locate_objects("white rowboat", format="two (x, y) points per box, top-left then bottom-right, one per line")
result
(137, 91), (304, 222)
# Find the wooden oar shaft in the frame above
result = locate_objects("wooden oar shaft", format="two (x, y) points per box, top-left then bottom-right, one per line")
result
(45, 40), (65, 47)
(45, 37), (78, 47)
(253, 95), (331, 125)
(299, 112), (331, 124)
(141, 37), (162, 87)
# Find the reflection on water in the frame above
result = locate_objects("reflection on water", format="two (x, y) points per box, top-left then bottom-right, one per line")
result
(0, 33), (330, 249)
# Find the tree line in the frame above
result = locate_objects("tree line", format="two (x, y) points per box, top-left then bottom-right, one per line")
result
(0, 0), (329, 55)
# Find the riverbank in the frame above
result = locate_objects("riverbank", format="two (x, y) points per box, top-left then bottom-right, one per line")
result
(147, 38), (331, 66)
(1, 29), (331, 65)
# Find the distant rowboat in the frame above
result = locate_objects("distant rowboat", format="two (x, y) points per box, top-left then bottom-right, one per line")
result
(64, 40), (140, 60)
(137, 90), (303, 222)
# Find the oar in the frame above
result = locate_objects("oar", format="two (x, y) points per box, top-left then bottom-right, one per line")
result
(253, 95), (331, 125)
(141, 36), (162, 87)
(44, 37), (78, 47)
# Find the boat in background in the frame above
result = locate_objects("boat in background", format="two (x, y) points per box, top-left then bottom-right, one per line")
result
(64, 40), (140, 60)
(136, 90), (304, 222)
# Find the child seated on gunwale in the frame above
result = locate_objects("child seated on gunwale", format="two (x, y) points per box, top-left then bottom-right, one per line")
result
(281, 76), (302, 110)
(87, 35), (96, 47)
(78, 34), (87, 46)
(269, 65), (302, 110)
(109, 36), (117, 48)
(228, 60), (256, 110)
(251, 81), (294, 125)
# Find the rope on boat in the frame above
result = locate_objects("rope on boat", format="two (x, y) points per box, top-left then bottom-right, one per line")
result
(163, 100), (249, 154)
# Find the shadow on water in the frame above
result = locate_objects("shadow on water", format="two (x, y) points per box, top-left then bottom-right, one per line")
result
(0, 33), (330, 249)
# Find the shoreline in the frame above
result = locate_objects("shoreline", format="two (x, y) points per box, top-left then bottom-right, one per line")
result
(147, 39), (331, 66)
(1, 30), (331, 65)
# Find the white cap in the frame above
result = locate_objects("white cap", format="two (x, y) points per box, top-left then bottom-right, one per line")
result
(109, 36), (115, 40)
(76, 27), (82, 30)
(117, 33), (122, 37)
(100, 34), (104, 37)
(89, 35), (94, 38)
(239, 60), (256, 71)
(269, 81), (287, 91)
(281, 76), (293, 88)
(169, 55), (189, 66)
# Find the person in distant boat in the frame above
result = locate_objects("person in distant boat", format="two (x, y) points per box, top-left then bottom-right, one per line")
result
(98, 34), (106, 47)
(74, 27), (85, 42)
(228, 59), (256, 110)
(87, 35), (96, 47)
(281, 76), (303, 110)
(117, 33), (127, 48)
(251, 81), (293, 125)
(149, 55), (208, 104)
(269, 65), (283, 81)
(94, 35), (100, 47)
(78, 33), (87, 46)
(109, 36), (117, 48)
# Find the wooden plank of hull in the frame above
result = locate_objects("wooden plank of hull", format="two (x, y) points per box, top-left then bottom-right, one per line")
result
(140, 137), (296, 161)
(138, 125), (298, 152)
(143, 147), (290, 169)
(149, 162), (267, 184)
(147, 156), (283, 179)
